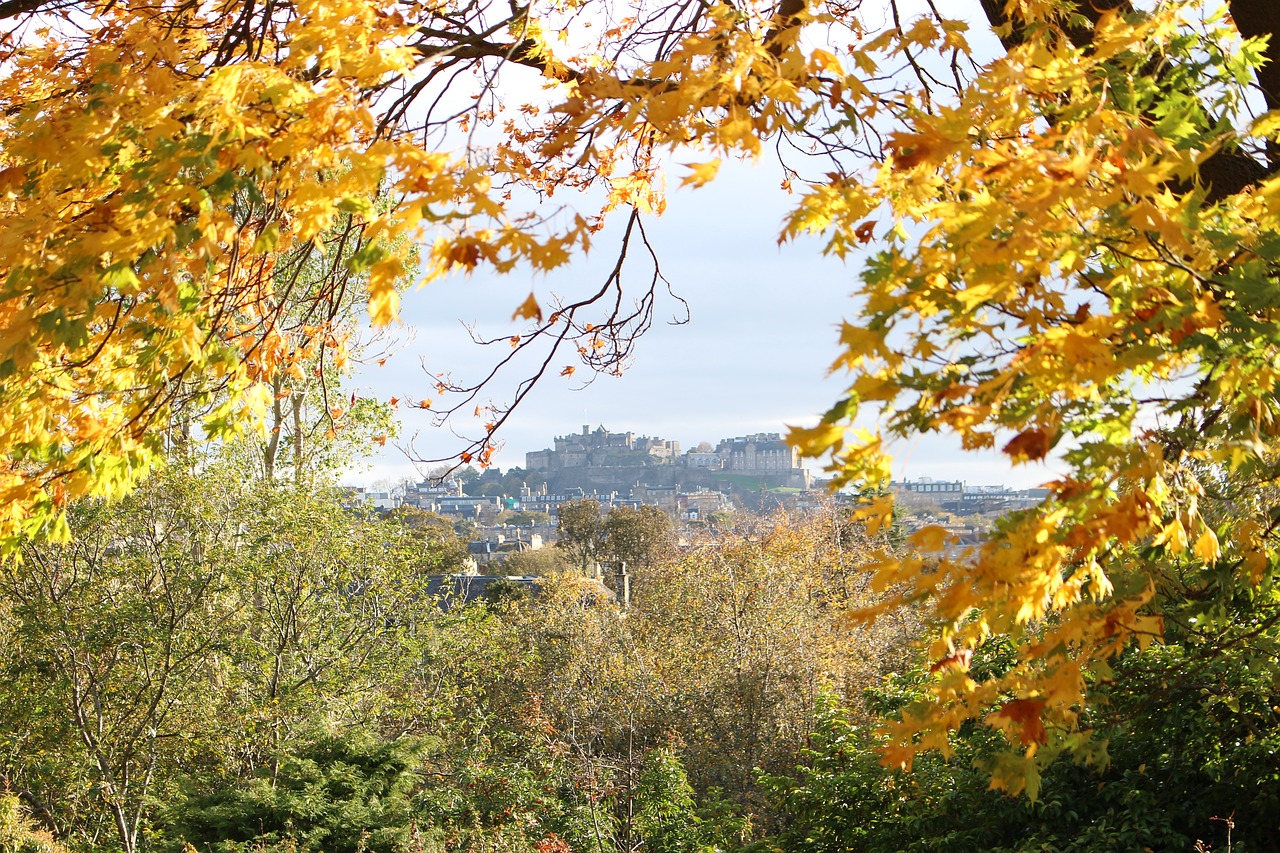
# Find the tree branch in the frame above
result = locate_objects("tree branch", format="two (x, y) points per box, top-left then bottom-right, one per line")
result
(977, 0), (1278, 199)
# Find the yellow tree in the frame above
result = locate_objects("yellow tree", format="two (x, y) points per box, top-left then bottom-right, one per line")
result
(784, 0), (1280, 794)
(4, 0), (1280, 795)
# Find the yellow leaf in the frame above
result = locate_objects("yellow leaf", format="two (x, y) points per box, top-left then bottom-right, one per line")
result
(786, 423), (845, 457)
(1155, 518), (1188, 555)
(853, 495), (894, 535)
(367, 258), (403, 327)
(680, 159), (721, 188)
(1193, 527), (1220, 564)
(909, 525), (950, 552)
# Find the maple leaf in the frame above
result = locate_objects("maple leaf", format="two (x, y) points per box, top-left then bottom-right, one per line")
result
(680, 159), (721, 188)
(990, 699), (1048, 748)
(1002, 427), (1056, 463)
(929, 647), (972, 675)
(1194, 527), (1221, 563)
(513, 293), (543, 322)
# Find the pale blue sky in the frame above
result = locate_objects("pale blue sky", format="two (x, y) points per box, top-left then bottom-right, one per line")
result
(348, 155), (1060, 491)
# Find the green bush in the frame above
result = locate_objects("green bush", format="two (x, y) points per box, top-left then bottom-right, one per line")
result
(160, 732), (426, 853)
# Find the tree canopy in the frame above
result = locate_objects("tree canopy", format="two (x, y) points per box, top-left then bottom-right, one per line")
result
(3, 0), (1280, 794)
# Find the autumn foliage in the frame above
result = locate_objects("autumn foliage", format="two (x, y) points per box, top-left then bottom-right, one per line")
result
(3, 0), (1280, 797)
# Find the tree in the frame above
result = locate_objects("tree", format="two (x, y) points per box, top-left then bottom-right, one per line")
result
(0, 465), (246, 852)
(160, 731), (428, 853)
(754, 603), (1280, 853)
(600, 505), (675, 577)
(555, 499), (604, 577)
(385, 505), (471, 574)
(780, 0), (1280, 791)
(502, 544), (576, 576)
(0, 795), (70, 853)
(632, 510), (915, 804)
(502, 510), (553, 527)
(0, 459), (441, 850)
(4, 0), (1280, 797)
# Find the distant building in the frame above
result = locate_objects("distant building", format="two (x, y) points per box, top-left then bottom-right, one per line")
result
(434, 495), (502, 519)
(350, 488), (399, 510)
(526, 425), (680, 472)
(895, 478), (965, 497)
(684, 450), (722, 469)
(422, 574), (616, 610)
(402, 477), (464, 508)
(716, 433), (799, 473)
(677, 489), (731, 521)
(632, 483), (679, 514)
(891, 478), (1050, 512)
(467, 529), (545, 566)
(423, 574), (540, 609)
(519, 483), (639, 516)
(713, 433), (811, 488)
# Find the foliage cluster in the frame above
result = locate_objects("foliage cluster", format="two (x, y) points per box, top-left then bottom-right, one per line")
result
(0, 459), (904, 852)
(4, 0), (1280, 832)
(555, 499), (676, 581)
(754, 619), (1280, 853)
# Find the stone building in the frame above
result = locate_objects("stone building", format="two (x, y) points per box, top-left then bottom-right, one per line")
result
(526, 425), (680, 471)
(714, 433), (800, 473)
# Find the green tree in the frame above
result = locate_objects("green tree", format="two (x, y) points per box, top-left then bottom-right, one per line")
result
(633, 749), (708, 853)
(0, 795), (70, 853)
(755, 584), (1280, 853)
(502, 510), (553, 527)
(0, 459), (439, 851)
(502, 545), (576, 577)
(601, 505), (674, 577)
(0, 464), (246, 852)
(555, 500), (604, 578)
(160, 731), (427, 853)
(385, 505), (471, 574)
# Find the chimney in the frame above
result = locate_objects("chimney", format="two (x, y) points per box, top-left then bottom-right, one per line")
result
(615, 561), (630, 609)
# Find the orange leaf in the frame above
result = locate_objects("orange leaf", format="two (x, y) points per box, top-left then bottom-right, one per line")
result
(929, 647), (972, 675)
(560, 365), (576, 377)
(1003, 427), (1055, 462)
(513, 293), (542, 322)
(991, 698), (1048, 747)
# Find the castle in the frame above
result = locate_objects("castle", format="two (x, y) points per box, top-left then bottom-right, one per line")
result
(526, 425), (681, 471)
(526, 425), (810, 490)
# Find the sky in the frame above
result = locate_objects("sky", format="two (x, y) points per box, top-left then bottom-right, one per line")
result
(347, 155), (1062, 492)
(343, 2), (1065, 492)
